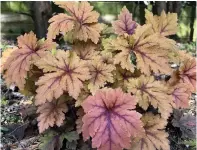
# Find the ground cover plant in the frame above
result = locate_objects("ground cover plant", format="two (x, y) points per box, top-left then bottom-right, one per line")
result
(1, 1), (196, 150)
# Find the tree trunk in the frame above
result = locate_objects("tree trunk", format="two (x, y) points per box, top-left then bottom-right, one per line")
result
(153, 1), (167, 15)
(167, 2), (181, 15)
(189, 3), (196, 42)
(173, 2), (181, 15)
(30, 2), (52, 38)
(139, 2), (147, 25)
(167, 2), (173, 13)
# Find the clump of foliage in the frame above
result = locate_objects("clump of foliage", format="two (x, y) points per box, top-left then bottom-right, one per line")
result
(1, 2), (196, 150)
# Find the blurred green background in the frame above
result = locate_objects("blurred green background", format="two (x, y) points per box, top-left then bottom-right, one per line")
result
(1, 1), (196, 43)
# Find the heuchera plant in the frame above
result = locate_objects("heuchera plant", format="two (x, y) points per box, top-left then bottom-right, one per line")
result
(1, 2), (196, 150)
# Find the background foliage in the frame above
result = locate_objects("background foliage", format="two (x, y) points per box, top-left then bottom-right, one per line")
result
(1, 1), (196, 42)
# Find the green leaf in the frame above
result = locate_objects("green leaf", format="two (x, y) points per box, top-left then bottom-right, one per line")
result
(39, 131), (63, 150)
(63, 131), (79, 142)
(183, 139), (196, 147)
(66, 140), (77, 150)
(37, 38), (45, 45)
(1, 97), (8, 106)
(51, 48), (57, 56)
(1, 126), (9, 132)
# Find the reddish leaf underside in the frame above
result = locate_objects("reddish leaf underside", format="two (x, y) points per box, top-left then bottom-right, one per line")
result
(112, 6), (137, 36)
(179, 58), (196, 92)
(171, 83), (190, 109)
(82, 88), (143, 150)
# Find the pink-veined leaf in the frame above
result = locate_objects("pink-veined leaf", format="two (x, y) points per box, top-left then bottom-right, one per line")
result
(179, 58), (196, 92)
(47, 1), (102, 44)
(35, 50), (90, 105)
(3, 31), (56, 89)
(82, 88), (144, 150)
(171, 83), (191, 109)
(112, 6), (137, 36)
(37, 98), (68, 133)
(131, 113), (170, 150)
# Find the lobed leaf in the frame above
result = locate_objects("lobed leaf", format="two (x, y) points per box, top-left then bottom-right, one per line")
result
(127, 75), (173, 119)
(171, 83), (191, 109)
(47, 13), (74, 40)
(88, 59), (115, 94)
(72, 42), (99, 62)
(100, 51), (114, 65)
(131, 113), (170, 150)
(114, 42), (135, 72)
(63, 131), (79, 142)
(75, 83), (90, 107)
(179, 58), (196, 92)
(47, 1), (102, 44)
(145, 9), (178, 36)
(113, 67), (141, 91)
(37, 98), (68, 133)
(3, 31), (56, 89)
(131, 25), (172, 75)
(39, 131), (63, 150)
(108, 25), (173, 75)
(104, 37), (136, 72)
(35, 50), (90, 105)
(112, 6), (137, 36)
(1, 46), (17, 71)
(82, 88), (143, 150)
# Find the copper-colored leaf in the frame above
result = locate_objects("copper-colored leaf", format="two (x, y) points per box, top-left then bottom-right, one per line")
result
(145, 9), (178, 36)
(100, 51), (113, 65)
(82, 88), (143, 150)
(3, 32), (56, 89)
(37, 98), (68, 133)
(132, 25), (172, 75)
(179, 58), (196, 92)
(167, 57), (196, 92)
(88, 59), (115, 94)
(1, 46), (17, 71)
(131, 113), (170, 150)
(105, 37), (135, 72)
(127, 75), (173, 119)
(48, 2), (102, 44)
(113, 39), (135, 72)
(47, 13), (74, 40)
(167, 70), (180, 87)
(75, 83), (90, 107)
(35, 50), (90, 105)
(102, 38), (118, 53)
(171, 83), (191, 109)
(113, 67), (141, 91)
(109, 25), (172, 75)
(72, 42), (99, 62)
(112, 6), (137, 36)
